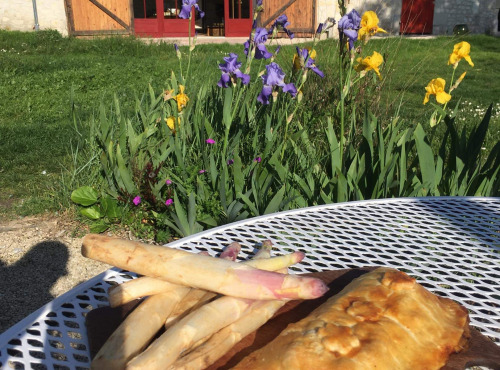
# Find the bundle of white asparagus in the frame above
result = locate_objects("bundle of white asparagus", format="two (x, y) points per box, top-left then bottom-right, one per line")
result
(81, 234), (328, 370)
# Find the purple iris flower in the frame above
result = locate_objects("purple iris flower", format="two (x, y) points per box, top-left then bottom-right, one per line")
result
(316, 23), (324, 34)
(296, 47), (324, 77)
(256, 0), (263, 6)
(269, 14), (294, 39)
(257, 62), (297, 105)
(217, 53), (250, 88)
(244, 27), (272, 60)
(179, 0), (205, 19)
(338, 9), (361, 50)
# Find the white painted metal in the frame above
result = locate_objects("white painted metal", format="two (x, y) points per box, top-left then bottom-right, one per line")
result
(1, 197), (498, 369)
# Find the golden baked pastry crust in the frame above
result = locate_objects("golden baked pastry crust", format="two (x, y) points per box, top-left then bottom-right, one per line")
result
(233, 267), (469, 370)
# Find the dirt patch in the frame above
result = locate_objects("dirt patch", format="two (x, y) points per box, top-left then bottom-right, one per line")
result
(0, 214), (128, 334)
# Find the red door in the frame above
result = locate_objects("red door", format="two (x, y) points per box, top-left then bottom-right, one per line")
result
(134, 0), (194, 37)
(224, 0), (253, 37)
(400, 0), (434, 34)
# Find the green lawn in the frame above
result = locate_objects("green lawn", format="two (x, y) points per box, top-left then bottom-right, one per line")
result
(0, 30), (498, 218)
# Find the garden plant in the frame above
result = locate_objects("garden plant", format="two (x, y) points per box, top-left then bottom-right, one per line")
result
(64, 1), (499, 240)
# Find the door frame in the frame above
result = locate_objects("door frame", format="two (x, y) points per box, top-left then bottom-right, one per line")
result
(134, 0), (194, 37)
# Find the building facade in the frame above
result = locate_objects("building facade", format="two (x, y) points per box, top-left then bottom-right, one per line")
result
(0, 0), (498, 38)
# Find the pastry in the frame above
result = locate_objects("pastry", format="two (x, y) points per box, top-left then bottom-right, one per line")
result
(233, 267), (469, 369)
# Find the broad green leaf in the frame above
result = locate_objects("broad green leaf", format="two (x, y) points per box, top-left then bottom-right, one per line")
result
(71, 186), (98, 206)
(116, 144), (136, 195)
(80, 205), (102, 220)
(336, 169), (348, 203)
(187, 192), (197, 233)
(101, 197), (121, 219)
(325, 118), (341, 175)
(210, 154), (217, 189)
(413, 124), (436, 192)
(90, 222), (109, 233)
(227, 200), (246, 222)
(172, 191), (189, 235)
(233, 153), (244, 195)
(237, 190), (259, 217)
(264, 185), (285, 214)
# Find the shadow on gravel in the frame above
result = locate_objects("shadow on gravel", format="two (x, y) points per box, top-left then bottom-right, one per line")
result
(0, 241), (69, 334)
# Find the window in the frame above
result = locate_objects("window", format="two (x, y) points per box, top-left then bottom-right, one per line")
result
(133, 0), (157, 19)
(229, 0), (250, 19)
(164, 0), (180, 19)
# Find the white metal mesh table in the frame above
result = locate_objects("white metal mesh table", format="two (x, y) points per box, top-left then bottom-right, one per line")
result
(1, 197), (499, 369)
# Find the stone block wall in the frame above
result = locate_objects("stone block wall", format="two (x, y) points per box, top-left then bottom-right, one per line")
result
(0, 0), (68, 36)
(433, 0), (499, 35)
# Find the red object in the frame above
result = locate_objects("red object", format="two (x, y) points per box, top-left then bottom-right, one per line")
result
(134, 0), (195, 37)
(133, 0), (252, 38)
(224, 0), (252, 37)
(400, 0), (435, 34)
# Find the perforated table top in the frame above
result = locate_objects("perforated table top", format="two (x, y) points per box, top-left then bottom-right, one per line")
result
(0, 197), (499, 369)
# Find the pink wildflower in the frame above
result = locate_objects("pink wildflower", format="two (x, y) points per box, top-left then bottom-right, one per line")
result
(133, 196), (141, 206)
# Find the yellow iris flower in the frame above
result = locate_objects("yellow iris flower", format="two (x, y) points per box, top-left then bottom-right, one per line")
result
(175, 84), (189, 112)
(358, 11), (387, 41)
(293, 47), (316, 71)
(165, 116), (181, 132)
(448, 41), (474, 67)
(354, 51), (384, 79)
(423, 78), (451, 105)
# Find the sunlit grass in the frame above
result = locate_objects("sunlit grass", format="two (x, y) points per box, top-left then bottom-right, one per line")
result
(0, 30), (498, 218)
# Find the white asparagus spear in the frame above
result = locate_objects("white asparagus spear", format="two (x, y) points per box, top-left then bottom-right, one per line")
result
(128, 242), (286, 369)
(108, 277), (177, 308)
(171, 299), (286, 370)
(82, 234), (326, 300)
(91, 285), (190, 370)
(108, 249), (304, 307)
(170, 241), (276, 369)
(126, 295), (254, 370)
(107, 251), (212, 308)
(253, 239), (273, 260)
(165, 240), (276, 329)
(218, 241), (241, 261)
(165, 242), (242, 327)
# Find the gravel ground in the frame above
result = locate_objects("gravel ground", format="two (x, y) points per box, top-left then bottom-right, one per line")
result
(0, 215), (116, 334)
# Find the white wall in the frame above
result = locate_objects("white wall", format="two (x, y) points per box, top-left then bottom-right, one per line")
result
(0, 0), (68, 36)
(317, 0), (499, 37)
